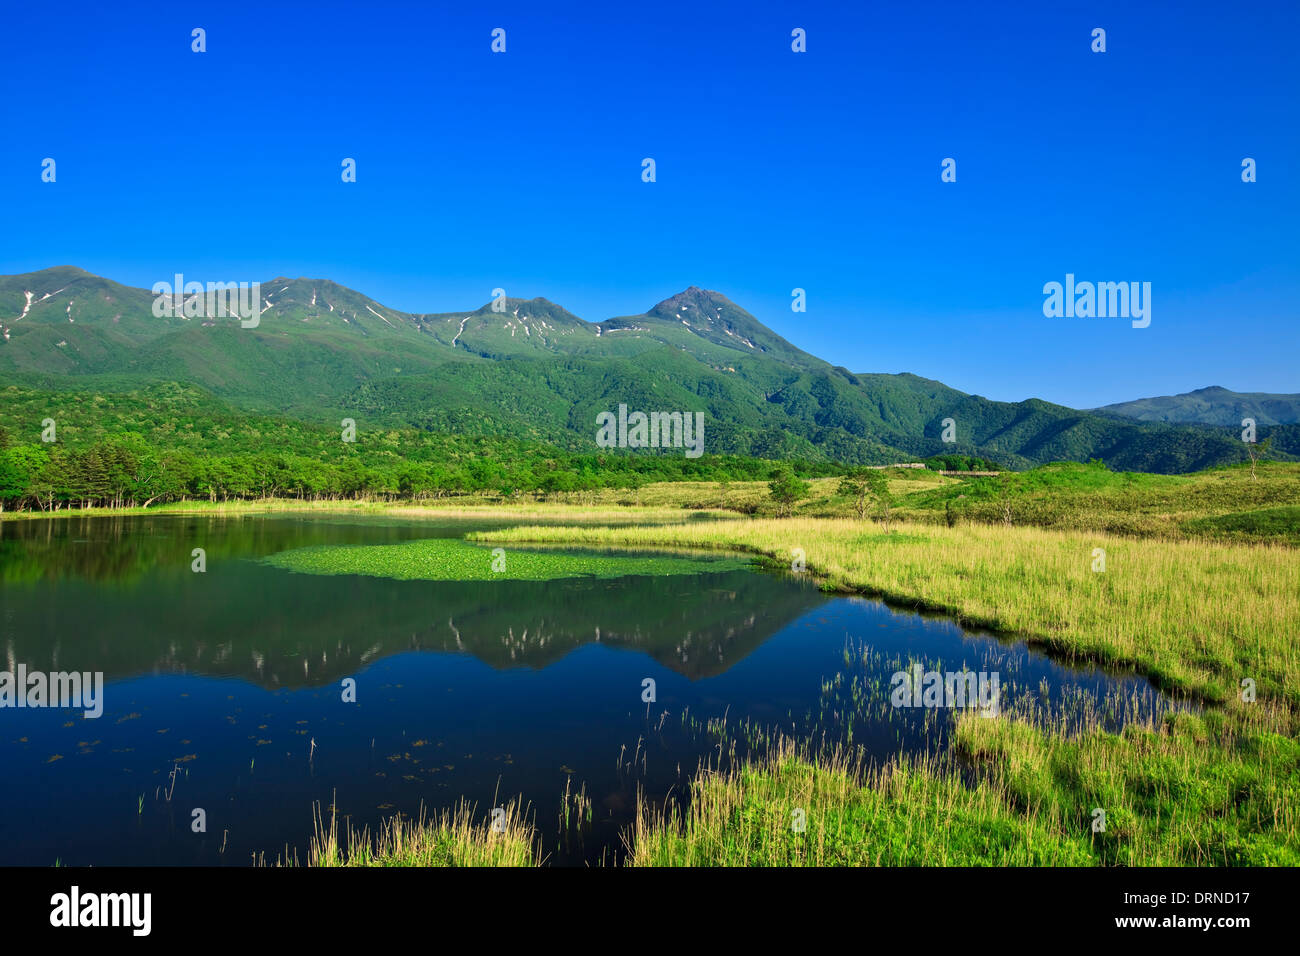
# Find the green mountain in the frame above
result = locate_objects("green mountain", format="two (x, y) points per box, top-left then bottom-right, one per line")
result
(1097, 386), (1300, 427)
(2, 267), (1293, 473)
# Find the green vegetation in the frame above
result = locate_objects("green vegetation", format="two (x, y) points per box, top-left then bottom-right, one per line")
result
(922, 453), (1001, 472)
(570, 460), (1299, 544)
(464, 473), (1299, 866)
(1098, 385), (1300, 427)
(3, 264), (1294, 868)
(1182, 505), (1300, 543)
(261, 537), (752, 581)
(629, 744), (1096, 865)
(889, 460), (1300, 543)
(836, 469), (894, 523)
(4, 267), (1295, 472)
(0, 383), (848, 510)
(477, 516), (1299, 705)
(283, 801), (539, 867)
(52, 458), (1280, 867)
(628, 713), (1298, 866)
(766, 468), (811, 517)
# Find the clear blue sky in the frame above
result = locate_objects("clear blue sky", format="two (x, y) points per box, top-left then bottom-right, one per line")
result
(1, 0), (1296, 408)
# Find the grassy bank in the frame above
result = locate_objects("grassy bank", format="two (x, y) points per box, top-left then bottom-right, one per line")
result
(468, 510), (1298, 866)
(628, 716), (1298, 866)
(891, 461), (1300, 543)
(6, 460), (1297, 544)
(474, 518), (1299, 705)
(275, 800), (539, 867)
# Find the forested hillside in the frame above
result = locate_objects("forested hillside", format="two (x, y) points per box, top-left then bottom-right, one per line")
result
(2, 267), (1293, 474)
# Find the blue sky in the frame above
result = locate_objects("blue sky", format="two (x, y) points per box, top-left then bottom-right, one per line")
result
(1, 0), (1296, 408)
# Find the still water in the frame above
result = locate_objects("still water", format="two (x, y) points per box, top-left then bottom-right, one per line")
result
(0, 514), (1171, 865)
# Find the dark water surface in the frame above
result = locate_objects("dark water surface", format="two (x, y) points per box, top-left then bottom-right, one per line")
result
(0, 514), (1171, 866)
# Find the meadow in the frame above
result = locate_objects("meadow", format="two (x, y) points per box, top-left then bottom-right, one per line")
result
(463, 463), (1299, 866)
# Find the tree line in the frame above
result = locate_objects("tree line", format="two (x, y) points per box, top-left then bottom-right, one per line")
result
(0, 429), (864, 511)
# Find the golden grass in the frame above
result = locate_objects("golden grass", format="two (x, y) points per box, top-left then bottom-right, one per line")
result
(275, 799), (540, 867)
(476, 517), (1300, 706)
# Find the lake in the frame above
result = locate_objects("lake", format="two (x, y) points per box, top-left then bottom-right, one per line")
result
(0, 513), (1174, 866)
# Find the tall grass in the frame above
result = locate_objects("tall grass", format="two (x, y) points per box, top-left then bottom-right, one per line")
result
(629, 714), (1299, 866)
(475, 517), (1299, 706)
(629, 740), (1096, 866)
(476, 510), (1298, 866)
(278, 799), (540, 867)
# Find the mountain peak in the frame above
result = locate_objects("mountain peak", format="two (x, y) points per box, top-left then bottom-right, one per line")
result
(1, 264), (95, 283)
(470, 296), (586, 324)
(1097, 385), (1300, 427)
(649, 286), (737, 318)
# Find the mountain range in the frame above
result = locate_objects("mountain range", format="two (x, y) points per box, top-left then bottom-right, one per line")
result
(1096, 386), (1300, 428)
(2, 266), (1295, 473)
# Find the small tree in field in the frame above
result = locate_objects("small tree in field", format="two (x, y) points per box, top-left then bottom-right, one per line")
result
(870, 471), (896, 531)
(837, 472), (869, 519)
(997, 472), (1016, 526)
(838, 468), (890, 521)
(768, 468), (810, 517)
(1246, 436), (1272, 481)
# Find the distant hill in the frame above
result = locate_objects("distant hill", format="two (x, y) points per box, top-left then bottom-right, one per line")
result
(2, 266), (1294, 473)
(1097, 386), (1300, 427)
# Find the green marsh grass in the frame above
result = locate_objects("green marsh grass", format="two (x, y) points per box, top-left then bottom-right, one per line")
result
(279, 799), (540, 867)
(628, 713), (1299, 866)
(261, 536), (752, 581)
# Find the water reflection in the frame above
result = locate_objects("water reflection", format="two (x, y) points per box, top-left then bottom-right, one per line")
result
(1, 515), (827, 685)
(0, 514), (1177, 867)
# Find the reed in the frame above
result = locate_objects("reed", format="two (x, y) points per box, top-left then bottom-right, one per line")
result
(286, 799), (540, 867)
